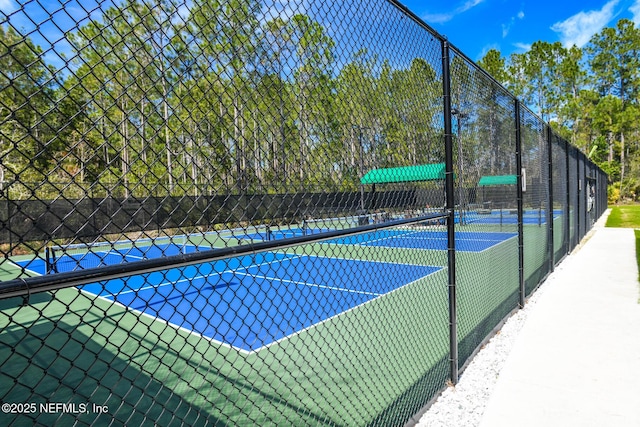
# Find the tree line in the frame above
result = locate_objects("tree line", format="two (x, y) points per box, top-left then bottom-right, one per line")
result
(478, 18), (640, 201)
(1, 0), (452, 201)
(0, 0), (618, 202)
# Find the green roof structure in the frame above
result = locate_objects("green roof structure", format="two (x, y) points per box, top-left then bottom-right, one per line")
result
(360, 163), (446, 184)
(478, 175), (517, 187)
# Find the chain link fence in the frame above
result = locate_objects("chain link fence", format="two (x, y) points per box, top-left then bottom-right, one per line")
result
(0, 0), (607, 425)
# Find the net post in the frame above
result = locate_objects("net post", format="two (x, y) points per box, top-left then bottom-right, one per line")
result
(442, 38), (458, 385)
(180, 234), (189, 255)
(45, 246), (51, 275)
(48, 245), (58, 274)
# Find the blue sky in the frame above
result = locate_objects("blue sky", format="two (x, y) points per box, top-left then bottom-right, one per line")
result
(400, 0), (640, 60)
(2, 0), (640, 70)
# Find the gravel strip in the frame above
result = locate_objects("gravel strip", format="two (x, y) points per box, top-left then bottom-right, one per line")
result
(414, 264), (559, 427)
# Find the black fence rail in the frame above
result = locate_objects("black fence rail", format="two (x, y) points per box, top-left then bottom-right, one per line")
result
(0, 0), (607, 426)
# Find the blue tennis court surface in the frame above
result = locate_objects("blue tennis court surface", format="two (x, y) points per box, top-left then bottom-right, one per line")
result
(235, 227), (333, 242)
(78, 252), (441, 352)
(463, 209), (562, 225)
(327, 230), (517, 252)
(13, 229), (517, 351)
(16, 229), (516, 277)
(232, 228), (518, 252)
(15, 243), (201, 275)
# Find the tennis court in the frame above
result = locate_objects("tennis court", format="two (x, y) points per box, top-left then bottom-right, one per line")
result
(15, 241), (202, 275)
(84, 253), (441, 352)
(0, 0), (610, 423)
(461, 209), (562, 225)
(12, 226), (517, 353)
(235, 226), (336, 242)
(326, 229), (517, 252)
(222, 216), (519, 252)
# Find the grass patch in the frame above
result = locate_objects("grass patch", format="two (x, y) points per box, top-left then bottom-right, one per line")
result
(608, 206), (640, 302)
(636, 230), (640, 303)
(636, 230), (640, 280)
(606, 205), (640, 228)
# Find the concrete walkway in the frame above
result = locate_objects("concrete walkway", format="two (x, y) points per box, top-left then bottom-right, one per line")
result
(480, 212), (640, 426)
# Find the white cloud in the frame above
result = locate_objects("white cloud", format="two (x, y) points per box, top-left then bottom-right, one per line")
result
(551, 0), (619, 48)
(513, 42), (532, 52)
(0, 0), (16, 13)
(502, 10), (525, 38)
(422, 12), (456, 24)
(502, 21), (512, 37)
(459, 0), (485, 13)
(422, 0), (486, 24)
(630, 0), (640, 25)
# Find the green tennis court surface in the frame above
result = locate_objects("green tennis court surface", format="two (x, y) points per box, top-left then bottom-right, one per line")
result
(0, 220), (550, 425)
(77, 252), (441, 352)
(11, 227), (519, 353)
(462, 208), (562, 225)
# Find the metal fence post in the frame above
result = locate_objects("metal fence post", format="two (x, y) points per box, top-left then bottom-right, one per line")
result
(515, 100), (525, 308)
(565, 141), (572, 252)
(547, 126), (554, 272)
(441, 39), (458, 385)
(577, 151), (582, 242)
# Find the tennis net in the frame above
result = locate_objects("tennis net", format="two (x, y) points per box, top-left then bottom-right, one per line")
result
(46, 236), (190, 273)
(301, 215), (361, 235)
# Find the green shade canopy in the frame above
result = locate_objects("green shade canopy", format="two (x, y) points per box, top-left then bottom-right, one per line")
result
(478, 175), (517, 186)
(360, 163), (446, 184)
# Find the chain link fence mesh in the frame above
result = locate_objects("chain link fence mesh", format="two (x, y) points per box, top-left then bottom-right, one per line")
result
(568, 146), (580, 250)
(0, 0), (608, 425)
(520, 106), (550, 296)
(447, 48), (520, 369)
(551, 134), (569, 264)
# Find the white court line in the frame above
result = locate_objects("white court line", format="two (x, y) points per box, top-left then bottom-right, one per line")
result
(233, 271), (382, 297)
(115, 253), (306, 295)
(6, 259), (42, 278)
(67, 251), (445, 355)
(250, 266), (448, 354)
